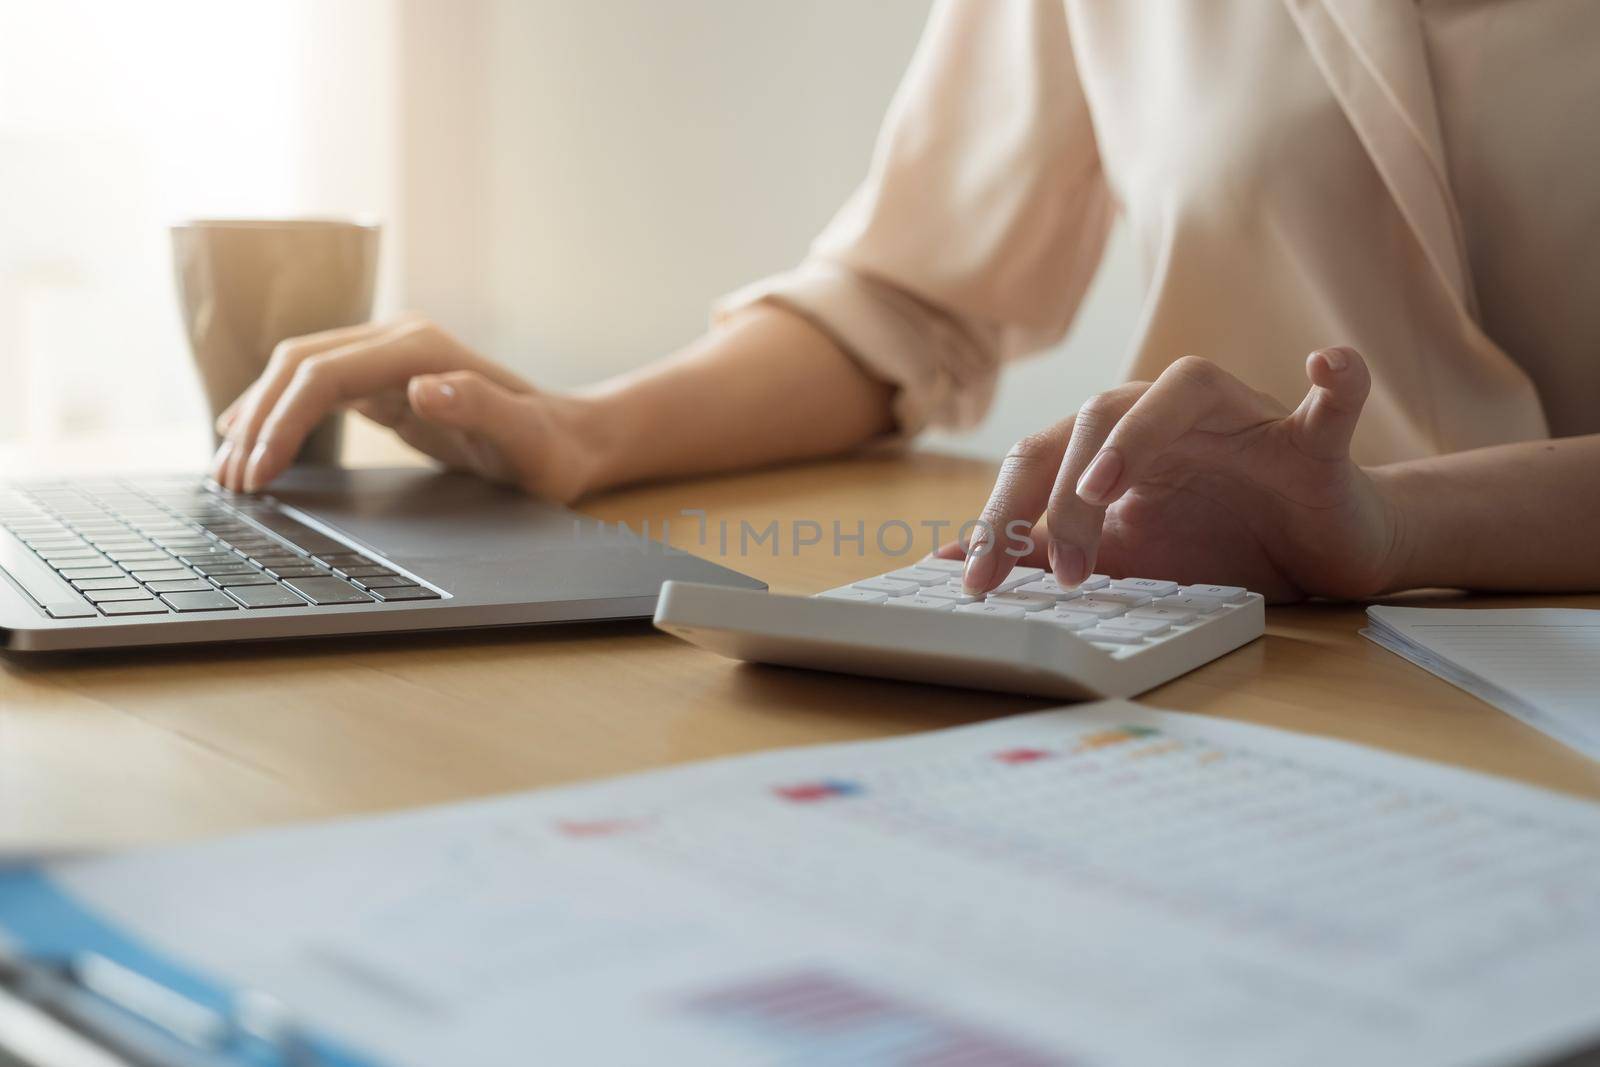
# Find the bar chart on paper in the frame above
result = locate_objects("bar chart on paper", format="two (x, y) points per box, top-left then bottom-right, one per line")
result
(4, 701), (1600, 1067)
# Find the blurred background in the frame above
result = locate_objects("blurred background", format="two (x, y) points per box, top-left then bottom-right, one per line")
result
(0, 0), (1136, 469)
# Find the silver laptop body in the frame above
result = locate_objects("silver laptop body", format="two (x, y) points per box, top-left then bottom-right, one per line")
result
(0, 466), (764, 652)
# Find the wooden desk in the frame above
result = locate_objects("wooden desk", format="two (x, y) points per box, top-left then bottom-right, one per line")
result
(4, 437), (1598, 852)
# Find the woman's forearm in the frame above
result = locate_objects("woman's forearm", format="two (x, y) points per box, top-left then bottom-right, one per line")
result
(1374, 434), (1600, 593)
(568, 304), (895, 495)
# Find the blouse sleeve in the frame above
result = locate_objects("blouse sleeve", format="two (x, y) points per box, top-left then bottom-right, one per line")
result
(715, 0), (1114, 435)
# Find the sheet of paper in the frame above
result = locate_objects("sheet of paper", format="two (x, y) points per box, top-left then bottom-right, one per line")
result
(1365, 607), (1600, 759)
(5, 701), (1600, 1067)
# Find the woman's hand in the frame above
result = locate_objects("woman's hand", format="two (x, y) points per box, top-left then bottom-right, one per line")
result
(952, 348), (1404, 604)
(210, 316), (602, 502)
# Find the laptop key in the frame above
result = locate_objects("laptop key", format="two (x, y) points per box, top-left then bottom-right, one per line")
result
(282, 576), (373, 605)
(334, 565), (394, 580)
(177, 551), (237, 565)
(227, 584), (308, 609)
(84, 589), (156, 604)
(312, 552), (369, 568)
(145, 579), (213, 593)
(160, 590), (240, 612)
(353, 575), (416, 590)
(71, 577), (139, 591)
(98, 599), (170, 616)
(59, 566), (125, 581)
(265, 564), (326, 579)
(193, 561), (257, 577)
(106, 551), (172, 565)
(210, 572), (275, 587)
(130, 568), (196, 583)
(250, 553), (303, 566)
(369, 585), (440, 602)
(39, 547), (104, 562)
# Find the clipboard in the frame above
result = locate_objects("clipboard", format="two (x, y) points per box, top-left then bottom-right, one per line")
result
(0, 867), (381, 1067)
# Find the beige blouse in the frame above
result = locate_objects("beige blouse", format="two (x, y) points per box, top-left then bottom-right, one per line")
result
(718, 0), (1599, 465)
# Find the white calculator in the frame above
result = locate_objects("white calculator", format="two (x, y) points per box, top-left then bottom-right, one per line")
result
(653, 560), (1264, 699)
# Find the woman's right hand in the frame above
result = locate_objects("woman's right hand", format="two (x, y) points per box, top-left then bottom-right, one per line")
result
(210, 315), (601, 502)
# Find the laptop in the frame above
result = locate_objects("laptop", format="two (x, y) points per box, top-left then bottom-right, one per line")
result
(0, 466), (764, 652)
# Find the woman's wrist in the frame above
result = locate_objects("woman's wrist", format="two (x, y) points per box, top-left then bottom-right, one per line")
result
(541, 388), (631, 501)
(1366, 464), (1423, 595)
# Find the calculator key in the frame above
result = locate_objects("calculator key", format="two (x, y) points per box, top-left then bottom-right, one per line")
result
(98, 599), (170, 616)
(913, 557), (966, 574)
(818, 588), (889, 604)
(83, 588), (155, 604)
(955, 601), (1027, 620)
(368, 585), (441, 602)
(282, 577), (374, 605)
(227, 584), (308, 609)
(1155, 594), (1227, 614)
(852, 578), (921, 596)
(1180, 584), (1248, 604)
(884, 567), (953, 586)
(352, 575), (416, 590)
(917, 586), (979, 604)
(1081, 590), (1154, 610)
(986, 592), (1056, 612)
(1026, 611), (1095, 631)
(991, 567), (1045, 593)
(1111, 577), (1180, 597)
(1058, 600), (1128, 620)
(1082, 627), (1146, 645)
(145, 579), (213, 593)
(70, 577), (138, 591)
(1076, 574), (1111, 591)
(1128, 605), (1199, 624)
(884, 594), (956, 611)
(1015, 579), (1080, 601)
(160, 590), (240, 612)
(1097, 616), (1172, 636)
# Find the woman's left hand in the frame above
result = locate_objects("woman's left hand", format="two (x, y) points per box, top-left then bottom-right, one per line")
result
(948, 348), (1404, 604)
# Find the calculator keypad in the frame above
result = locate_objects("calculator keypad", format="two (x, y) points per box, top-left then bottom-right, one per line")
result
(819, 562), (1245, 653)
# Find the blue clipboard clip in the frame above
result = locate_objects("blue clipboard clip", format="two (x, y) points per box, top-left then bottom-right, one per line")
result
(0, 935), (327, 1067)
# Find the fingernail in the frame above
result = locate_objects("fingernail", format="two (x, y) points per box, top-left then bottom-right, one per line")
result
(1076, 448), (1123, 504)
(1317, 347), (1347, 372)
(962, 529), (996, 594)
(242, 440), (270, 493)
(419, 379), (456, 404)
(1048, 539), (1087, 586)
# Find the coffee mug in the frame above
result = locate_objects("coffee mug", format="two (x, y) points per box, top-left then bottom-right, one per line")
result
(171, 218), (381, 465)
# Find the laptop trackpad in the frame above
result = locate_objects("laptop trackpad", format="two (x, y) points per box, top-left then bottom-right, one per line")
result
(265, 466), (589, 564)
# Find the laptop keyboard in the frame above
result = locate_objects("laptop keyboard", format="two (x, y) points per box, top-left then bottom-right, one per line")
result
(0, 478), (441, 619)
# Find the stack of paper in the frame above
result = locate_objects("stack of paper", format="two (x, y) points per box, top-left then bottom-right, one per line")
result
(1364, 607), (1600, 760)
(4, 701), (1600, 1066)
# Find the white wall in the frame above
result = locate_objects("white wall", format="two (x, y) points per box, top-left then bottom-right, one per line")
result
(397, 0), (1136, 461)
(0, 0), (397, 448)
